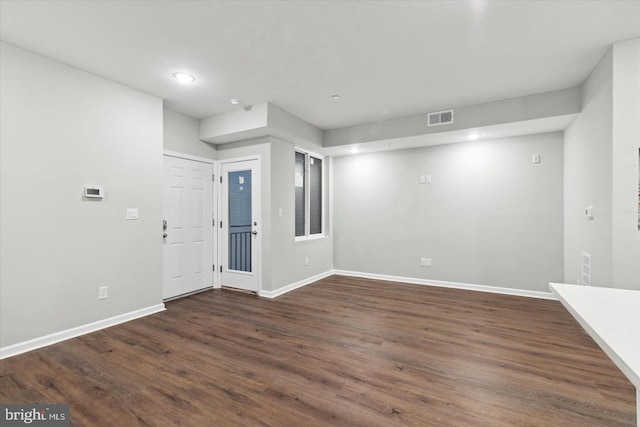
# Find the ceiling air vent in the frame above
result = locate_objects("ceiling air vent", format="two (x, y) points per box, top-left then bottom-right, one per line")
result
(427, 109), (454, 127)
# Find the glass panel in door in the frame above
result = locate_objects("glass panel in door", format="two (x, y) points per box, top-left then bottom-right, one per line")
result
(228, 170), (252, 272)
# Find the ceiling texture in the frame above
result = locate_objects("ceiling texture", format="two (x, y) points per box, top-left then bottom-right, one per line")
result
(1, 1), (639, 131)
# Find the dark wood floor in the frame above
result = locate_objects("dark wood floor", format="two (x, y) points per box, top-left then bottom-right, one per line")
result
(1, 275), (636, 426)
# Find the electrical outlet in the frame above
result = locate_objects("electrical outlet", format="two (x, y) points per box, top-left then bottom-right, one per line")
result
(304, 257), (309, 266)
(419, 175), (432, 184)
(420, 258), (432, 267)
(98, 286), (108, 300)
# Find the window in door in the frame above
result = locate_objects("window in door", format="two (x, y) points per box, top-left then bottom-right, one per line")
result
(228, 170), (252, 272)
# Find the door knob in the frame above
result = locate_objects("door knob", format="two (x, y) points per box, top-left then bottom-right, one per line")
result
(163, 233), (168, 239)
(251, 230), (258, 235)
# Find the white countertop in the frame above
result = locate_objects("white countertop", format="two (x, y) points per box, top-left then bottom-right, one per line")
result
(550, 282), (640, 389)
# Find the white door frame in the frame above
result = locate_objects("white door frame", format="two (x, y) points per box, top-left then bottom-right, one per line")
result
(217, 155), (261, 293)
(163, 150), (218, 291)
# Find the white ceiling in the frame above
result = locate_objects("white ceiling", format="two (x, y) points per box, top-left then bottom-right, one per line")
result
(1, 1), (638, 130)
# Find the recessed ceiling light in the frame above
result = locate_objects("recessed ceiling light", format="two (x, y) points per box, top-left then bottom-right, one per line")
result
(466, 132), (481, 140)
(331, 95), (341, 100)
(349, 147), (359, 154)
(230, 98), (242, 105)
(173, 72), (195, 84)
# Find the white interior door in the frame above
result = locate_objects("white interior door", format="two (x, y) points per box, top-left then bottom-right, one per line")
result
(220, 159), (260, 292)
(163, 155), (214, 299)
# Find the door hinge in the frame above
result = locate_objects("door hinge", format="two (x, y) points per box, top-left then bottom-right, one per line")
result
(220, 175), (222, 183)
(220, 221), (222, 228)
(219, 266), (222, 273)
(213, 264), (215, 271)
(212, 174), (215, 182)
(212, 218), (215, 227)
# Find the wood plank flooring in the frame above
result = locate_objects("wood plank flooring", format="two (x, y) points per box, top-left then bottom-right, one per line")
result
(1, 275), (636, 426)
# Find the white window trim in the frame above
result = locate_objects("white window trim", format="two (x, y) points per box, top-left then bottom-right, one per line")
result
(295, 148), (326, 241)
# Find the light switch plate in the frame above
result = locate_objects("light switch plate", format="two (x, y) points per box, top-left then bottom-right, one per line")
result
(126, 208), (139, 220)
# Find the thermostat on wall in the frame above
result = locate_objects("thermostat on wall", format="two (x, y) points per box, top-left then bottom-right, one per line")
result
(84, 186), (104, 199)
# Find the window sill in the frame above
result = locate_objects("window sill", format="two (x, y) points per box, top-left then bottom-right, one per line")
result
(295, 234), (328, 243)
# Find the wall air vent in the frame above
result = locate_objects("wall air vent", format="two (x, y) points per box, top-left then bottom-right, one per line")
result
(581, 252), (591, 286)
(427, 109), (454, 127)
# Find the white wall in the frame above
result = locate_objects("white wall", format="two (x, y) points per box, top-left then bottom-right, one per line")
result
(163, 108), (217, 159)
(0, 43), (164, 348)
(564, 49), (614, 288)
(333, 133), (564, 292)
(564, 38), (640, 290)
(611, 38), (640, 290)
(270, 138), (333, 290)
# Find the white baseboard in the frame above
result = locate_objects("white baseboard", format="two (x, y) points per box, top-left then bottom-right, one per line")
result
(0, 304), (166, 360)
(332, 270), (557, 300)
(258, 270), (334, 299)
